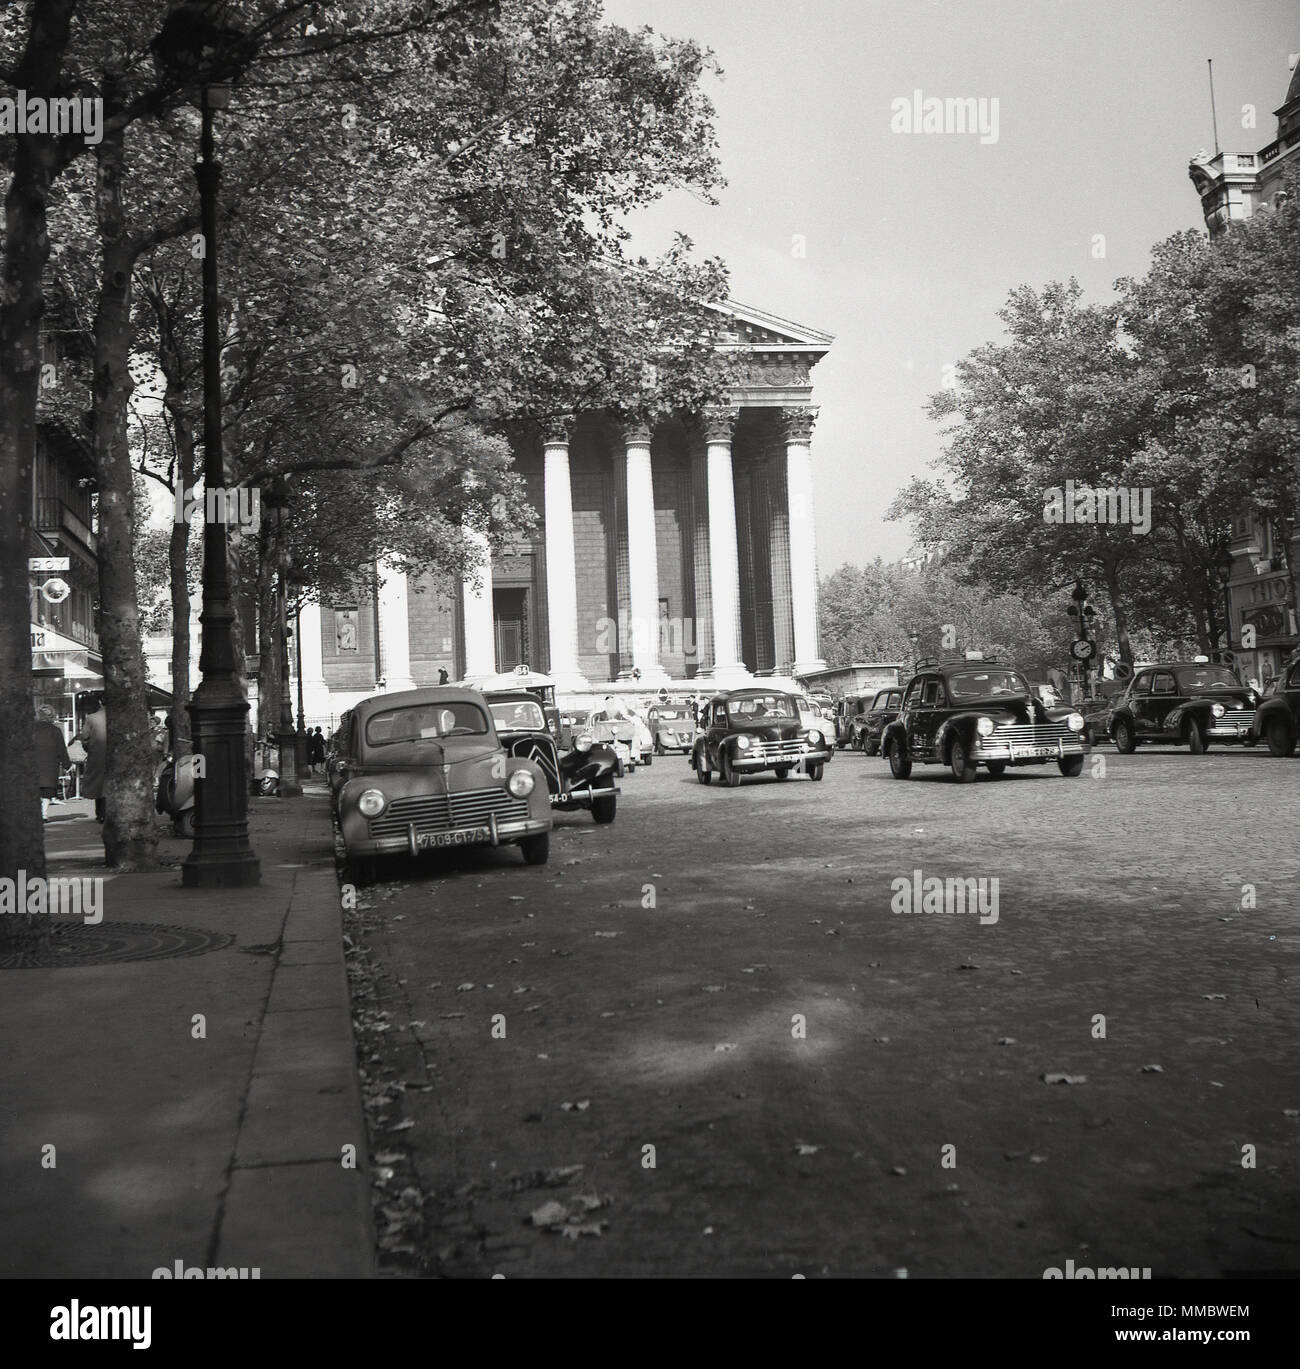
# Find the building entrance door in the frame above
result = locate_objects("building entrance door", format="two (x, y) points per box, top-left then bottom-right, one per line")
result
(494, 587), (528, 672)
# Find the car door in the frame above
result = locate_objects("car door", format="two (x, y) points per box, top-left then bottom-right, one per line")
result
(906, 676), (942, 759)
(1125, 672), (1152, 737)
(1145, 671), (1179, 737)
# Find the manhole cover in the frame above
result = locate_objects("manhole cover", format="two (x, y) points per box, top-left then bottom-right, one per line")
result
(0, 921), (236, 969)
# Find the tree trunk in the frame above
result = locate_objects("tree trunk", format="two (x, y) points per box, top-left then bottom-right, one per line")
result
(1102, 559), (1134, 666)
(0, 0), (80, 944)
(256, 526), (279, 742)
(93, 108), (157, 869)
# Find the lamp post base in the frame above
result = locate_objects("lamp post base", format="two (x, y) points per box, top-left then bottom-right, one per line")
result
(182, 685), (261, 888)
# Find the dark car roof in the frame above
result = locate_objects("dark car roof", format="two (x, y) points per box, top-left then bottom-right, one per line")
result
(708, 687), (797, 704)
(351, 686), (489, 721)
(483, 690), (544, 705)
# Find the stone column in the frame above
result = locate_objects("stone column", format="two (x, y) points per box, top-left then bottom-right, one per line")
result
(623, 421), (670, 684)
(296, 598), (332, 721)
(543, 425), (588, 690)
(702, 407), (748, 685)
(782, 406), (826, 675)
(461, 520), (497, 679)
(376, 559), (418, 692)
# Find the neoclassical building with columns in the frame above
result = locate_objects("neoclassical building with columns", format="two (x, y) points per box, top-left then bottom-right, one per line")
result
(294, 300), (833, 719)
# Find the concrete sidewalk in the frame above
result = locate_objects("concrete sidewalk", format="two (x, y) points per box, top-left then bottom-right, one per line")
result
(0, 787), (373, 1278)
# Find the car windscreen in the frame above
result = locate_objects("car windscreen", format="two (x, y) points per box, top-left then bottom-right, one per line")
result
(365, 701), (489, 746)
(489, 700), (547, 731)
(728, 695), (796, 719)
(1174, 666), (1241, 692)
(654, 709), (683, 719)
(946, 670), (1031, 701)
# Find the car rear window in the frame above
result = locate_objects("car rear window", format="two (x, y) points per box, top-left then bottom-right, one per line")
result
(489, 700), (547, 731)
(1174, 666), (1241, 692)
(365, 701), (489, 745)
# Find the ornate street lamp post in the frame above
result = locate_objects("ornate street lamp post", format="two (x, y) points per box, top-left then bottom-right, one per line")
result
(1066, 580), (1097, 702)
(1215, 545), (1235, 664)
(154, 2), (259, 886)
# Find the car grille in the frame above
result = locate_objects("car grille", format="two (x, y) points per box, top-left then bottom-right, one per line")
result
(509, 736), (560, 789)
(368, 788), (530, 839)
(749, 739), (808, 761)
(986, 723), (1077, 746)
(1213, 709), (1255, 731)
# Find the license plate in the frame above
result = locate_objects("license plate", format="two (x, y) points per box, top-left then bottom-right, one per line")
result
(416, 826), (490, 849)
(1012, 745), (1056, 759)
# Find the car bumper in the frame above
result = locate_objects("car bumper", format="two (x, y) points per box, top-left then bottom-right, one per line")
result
(732, 747), (833, 771)
(1208, 722), (1254, 741)
(974, 736), (1085, 762)
(553, 782), (620, 809)
(343, 812), (550, 857)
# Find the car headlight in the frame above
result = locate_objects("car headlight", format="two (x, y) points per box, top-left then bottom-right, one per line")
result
(808, 729), (823, 745)
(574, 733), (594, 752)
(508, 768), (535, 797)
(975, 716), (995, 736)
(1210, 703), (1225, 718)
(358, 789), (387, 817)
(1066, 713), (1084, 732)
(735, 735), (752, 750)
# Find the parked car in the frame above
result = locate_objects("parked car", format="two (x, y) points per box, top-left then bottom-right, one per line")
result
(1251, 650), (1300, 756)
(647, 701), (696, 754)
(856, 687), (904, 755)
(485, 691), (619, 822)
(1108, 660), (1258, 754)
(1078, 694), (1116, 747)
(334, 687), (552, 881)
(691, 688), (833, 786)
(882, 656), (1086, 781)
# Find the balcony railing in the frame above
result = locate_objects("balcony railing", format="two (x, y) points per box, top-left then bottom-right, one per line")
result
(34, 497), (96, 554)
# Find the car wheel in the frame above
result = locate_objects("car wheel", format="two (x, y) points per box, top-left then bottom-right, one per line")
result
(949, 736), (978, 783)
(654, 737), (663, 755)
(615, 757), (625, 778)
(174, 808), (196, 838)
(644, 752), (653, 767)
(591, 790), (617, 824)
(774, 765), (791, 780)
(887, 739), (912, 779)
(1058, 755), (1085, 777)
(720, 750), (741, 787)
(258, 775), (279, 796)
(1113, 718), (1136, 754)
(346, 854), (379, 887)
(1265, 716), (1296, 757)
(1186, 717), (1208, 754)
(864, 739), (880, 757)
(807, 762), (824, 781)
(985, 760), (1007, 778)
(519, 832), (550, 865)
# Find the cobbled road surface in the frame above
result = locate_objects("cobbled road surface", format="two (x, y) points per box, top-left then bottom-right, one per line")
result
(342, 743), (1300, 1278)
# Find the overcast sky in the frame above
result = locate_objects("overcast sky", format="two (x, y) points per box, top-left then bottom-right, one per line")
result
(601, 0), (1298, 573)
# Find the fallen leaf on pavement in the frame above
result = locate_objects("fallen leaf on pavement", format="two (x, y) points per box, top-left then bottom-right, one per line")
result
(1042, 1073), (1087, 1085)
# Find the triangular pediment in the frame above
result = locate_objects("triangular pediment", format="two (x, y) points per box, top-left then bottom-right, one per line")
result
(706, 298), (834, 352)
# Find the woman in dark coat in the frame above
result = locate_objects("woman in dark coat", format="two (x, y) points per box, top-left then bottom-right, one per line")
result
(78, 693), (108, 821)
(35, 705), (70, 821)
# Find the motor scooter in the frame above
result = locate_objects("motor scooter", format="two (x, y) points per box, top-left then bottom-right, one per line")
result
(251, 739), (280, 797)
(155, 751), (200, 837)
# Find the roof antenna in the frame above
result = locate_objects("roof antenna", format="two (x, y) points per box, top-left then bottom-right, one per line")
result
(1207, 57), (1220, 155)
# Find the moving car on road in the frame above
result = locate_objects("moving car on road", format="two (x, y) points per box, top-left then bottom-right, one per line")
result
(1108, 660), (1258, 754)
(335, 687), (552, 880)
(1250, 649), (1300, 756)
(486, 691), (619, 823)
(647, 701), (696, 755)
(882, 656), (1086, 782)
(692, 688), (833, 786)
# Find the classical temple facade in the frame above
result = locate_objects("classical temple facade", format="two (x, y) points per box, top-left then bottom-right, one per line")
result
(293, 299), (833, 718)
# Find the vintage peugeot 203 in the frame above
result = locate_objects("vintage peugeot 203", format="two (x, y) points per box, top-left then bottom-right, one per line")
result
(335, 687), (552, 879)
(691, 688), (833, 785)
(882, 655), (1087, 781)
(484, 690), (620, 823)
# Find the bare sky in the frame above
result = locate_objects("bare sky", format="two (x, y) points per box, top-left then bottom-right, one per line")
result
(601, 0), (1298, 572)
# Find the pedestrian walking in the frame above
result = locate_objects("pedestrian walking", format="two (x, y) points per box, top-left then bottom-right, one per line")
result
(308, 726), (326, 775)
(78, 693), (108, 822)
(34, 705), (70, 822)
(438, 667), (449, 685)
